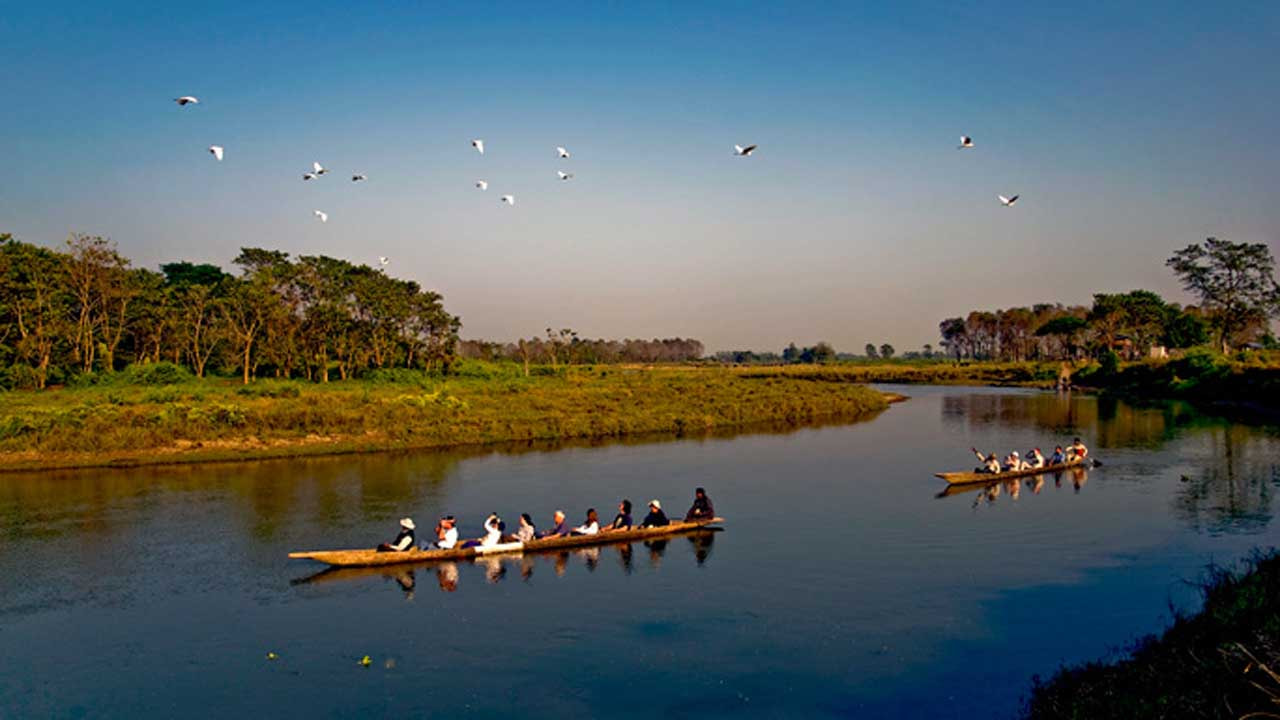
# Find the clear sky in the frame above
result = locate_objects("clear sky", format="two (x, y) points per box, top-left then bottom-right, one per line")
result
(2, 1), (1277, 352)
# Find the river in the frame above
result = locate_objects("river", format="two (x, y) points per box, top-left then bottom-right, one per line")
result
(2, 385), (1277, 718)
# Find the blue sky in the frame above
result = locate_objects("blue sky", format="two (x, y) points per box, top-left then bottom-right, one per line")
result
(2, 1), (1277, 351)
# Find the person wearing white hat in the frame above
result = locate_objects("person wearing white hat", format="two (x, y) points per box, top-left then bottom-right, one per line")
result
(378, 518), (416, 552)
(1004, 451), (1027, 472)
(638, 500), (669, 528)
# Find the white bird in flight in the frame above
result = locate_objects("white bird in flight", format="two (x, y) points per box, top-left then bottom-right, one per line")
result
(998, 194), (1020, 207)
(734, 144), (758, 156)
(475, 180), (488, 190)
(557, 170), (574, 181)
(314, 210), (328, 223)
(352, 174), (367, 182)
(209, 145), (224, 161)
(378, 256), (389, 267)
(500, 194), (515, 205)
(959, 136), (974, 149)
(556, 146), (570, 159)
(312, 162), (327, 176)
(175, 96), (199, 106)
(471, 139), (485, 155)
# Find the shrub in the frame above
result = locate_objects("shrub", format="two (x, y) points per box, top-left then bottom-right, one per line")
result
(235, 382), (302, 398)
(124, 362), (193, 386)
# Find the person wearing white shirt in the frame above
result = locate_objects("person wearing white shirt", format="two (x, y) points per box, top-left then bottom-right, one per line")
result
(573, 508), (600, 535)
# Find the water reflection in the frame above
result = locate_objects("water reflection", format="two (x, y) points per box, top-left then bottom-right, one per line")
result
(290, 531), (718, 596)
(936, 467), (1092, 508)
(1175, 425), (1280, 535)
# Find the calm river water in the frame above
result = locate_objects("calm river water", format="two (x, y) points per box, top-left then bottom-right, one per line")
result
(2, 386), (1279, 718)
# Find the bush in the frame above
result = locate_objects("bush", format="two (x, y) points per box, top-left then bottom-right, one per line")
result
(235, 382), (302, 398)
(1098, 350), (1120, 378)
(125, 362), (193, 386)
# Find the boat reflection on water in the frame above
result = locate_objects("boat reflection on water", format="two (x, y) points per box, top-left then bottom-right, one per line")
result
(935, 466), (1091, 508)
(292, 530), (718, 595)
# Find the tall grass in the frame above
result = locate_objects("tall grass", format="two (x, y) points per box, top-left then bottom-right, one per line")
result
(0, 364), (890, 469)
(1024, 550), (1280, 719)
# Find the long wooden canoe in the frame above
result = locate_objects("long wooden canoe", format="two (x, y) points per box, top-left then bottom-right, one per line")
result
(935, 460), (1096, 486)
(289, 516), (725, 568)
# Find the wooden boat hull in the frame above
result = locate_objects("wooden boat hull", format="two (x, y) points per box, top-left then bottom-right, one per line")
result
(289, 516), (725, 567)
(935, 460), (1094, 485)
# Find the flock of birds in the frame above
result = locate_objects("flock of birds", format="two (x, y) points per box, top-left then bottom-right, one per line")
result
(177, 96), (1021, 261)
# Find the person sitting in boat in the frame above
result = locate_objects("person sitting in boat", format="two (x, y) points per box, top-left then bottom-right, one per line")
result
(538, 510), (571, 538)
(1069, 437), (1089, 462)
(426, 516), (458, 550)
(377, 518), (416, 552)
(972, 448), (1002, 474)
(1026, 448), (1046, 469)
(481, 513), (505, 547)
(1004, 451), (1026, 472)
(638, 500), (670, 528)
(1049, 445), (1067, 465)
(573, 508), (600, 535)
(608, 500), (633, 531)
(684, 487), (715, 521)
(515, 513), (537, 543)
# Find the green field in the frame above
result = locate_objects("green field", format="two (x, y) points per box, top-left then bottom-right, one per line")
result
(0, 362), (893, 471)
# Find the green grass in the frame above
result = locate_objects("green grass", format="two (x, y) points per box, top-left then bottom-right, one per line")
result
(1024, 549), (1280, 719)
(0, 363), (892, 471)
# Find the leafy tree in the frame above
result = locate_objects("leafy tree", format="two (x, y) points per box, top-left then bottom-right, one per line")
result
(782, 343), (801, 363)
(1167, 238), (1280, 352)
(1162, 307), (1209, 349)
(879, 343), (895, 359)
(1035, 316), (1089, 358)
(938, 317), (967, 360)
(864, 343), (878, 359)
(921, 343), (933, 358)
(161, 261), (228, 287)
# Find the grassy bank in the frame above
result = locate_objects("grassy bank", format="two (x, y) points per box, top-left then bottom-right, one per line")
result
(733, 361), (1060, 386)
(0, 362), (893, 472)
(1079, 349), (1280, 413)
(1024, 550), (1280, 719)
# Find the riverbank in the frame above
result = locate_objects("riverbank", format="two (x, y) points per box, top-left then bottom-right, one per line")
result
(1024, 550), (1280, 719)
(0, 364), (896, 472)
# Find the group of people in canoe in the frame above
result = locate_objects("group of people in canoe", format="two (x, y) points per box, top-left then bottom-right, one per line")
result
(970, 437), (1089, 474)
(376, 487), (716, 553)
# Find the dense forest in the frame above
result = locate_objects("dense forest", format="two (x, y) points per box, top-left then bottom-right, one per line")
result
(0, 234), (459, 389)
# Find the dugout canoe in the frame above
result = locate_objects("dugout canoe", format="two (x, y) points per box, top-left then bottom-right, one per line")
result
(935, 460), (1097, 486)
(289, 516), (726, 568)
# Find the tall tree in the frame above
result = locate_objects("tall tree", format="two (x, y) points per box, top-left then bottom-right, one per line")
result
(1167, 238), (1280, 352)
(863, 343), (878, 360)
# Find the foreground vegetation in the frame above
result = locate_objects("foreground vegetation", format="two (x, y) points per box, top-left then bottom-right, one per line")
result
(0, 363), (893, 471)
(1025, 550), (1280, 719)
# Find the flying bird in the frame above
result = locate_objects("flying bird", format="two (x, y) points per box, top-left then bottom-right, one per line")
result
(314, 210), (328, 223)
(209, 145), (224, 161)
(475, 180), (488, 190)
(500, 194), (515, 205)
(734, 144), (758, 156)
(959, 136), (974, 149)
(303, 172), (317, 181)
(378, 256), (389, 267)
(352, 174), (367, 182)
(557, 170), (574, 181)
(471, 139), (484, 155)
(312, 162), (327, 176)
(175, 96), (199, 106)
(998, 194), (1020, 207)
(556, 146), (570, 159)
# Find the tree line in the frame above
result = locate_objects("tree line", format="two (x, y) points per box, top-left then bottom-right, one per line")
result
(0, 234), (459, 389)
(939, 238), (1280, 361)
(459, 331), (704, 375)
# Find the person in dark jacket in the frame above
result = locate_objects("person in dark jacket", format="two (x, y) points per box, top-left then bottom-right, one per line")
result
(538, 510), (571, 538)
(377, 518), (416, 552)
(684, 487), (715, 521)
(638, 500), (669, 528)
(609, 499), (633, 531)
